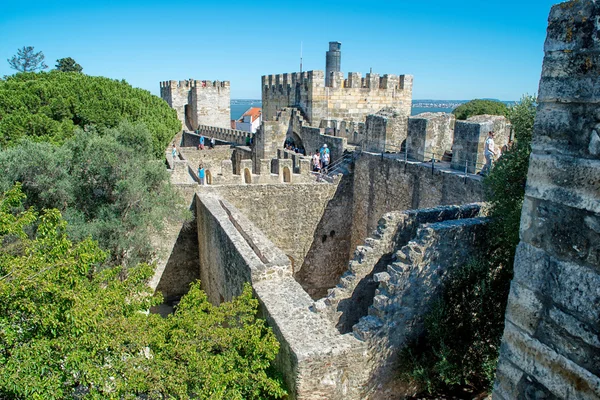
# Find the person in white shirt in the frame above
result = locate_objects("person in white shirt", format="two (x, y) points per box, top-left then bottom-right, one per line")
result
(482, 131), (496, 175)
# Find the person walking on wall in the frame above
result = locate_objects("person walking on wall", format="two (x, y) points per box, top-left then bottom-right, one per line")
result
(198, 162), (205, 185)
(199, 135), (205, 150)
(312, 150), (321, 172)
(171, 143), (178, 163)
(482, 131), (496, 175)
(210, 137), (215, 149)
(320, 144), (330, 173)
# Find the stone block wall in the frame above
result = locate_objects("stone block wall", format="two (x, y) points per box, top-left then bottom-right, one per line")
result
(351, 152), (485, 252)
(493, 2), (600, 398)
(262, 70), (413, 128)
(160, 80), (230, 130)
(450, 115), (511, 173)
(407, 112), (455, 161)
(195, 194), (370, 400)
(364, 108), (409, 153)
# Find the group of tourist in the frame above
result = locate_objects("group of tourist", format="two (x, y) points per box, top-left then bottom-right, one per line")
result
(197, 135), (216, 150)
(312, 144), (330, 174)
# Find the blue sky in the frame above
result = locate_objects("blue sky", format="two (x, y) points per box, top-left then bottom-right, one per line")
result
(0, 0), (557, 100)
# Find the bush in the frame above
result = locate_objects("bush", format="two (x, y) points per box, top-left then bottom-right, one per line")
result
(0, 71), (181, 156)
(400, 95), (537, 394)
(0, 185), (286, 399)
(452, 99), (509, 120)
(0, 122), (187, 267)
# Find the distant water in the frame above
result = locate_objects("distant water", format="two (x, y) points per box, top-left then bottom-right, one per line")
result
(230, 100), (461, 120)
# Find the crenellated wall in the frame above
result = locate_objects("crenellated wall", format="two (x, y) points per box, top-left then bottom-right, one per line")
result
(262, 70), (413, 128)
(160, 79), (230, 130)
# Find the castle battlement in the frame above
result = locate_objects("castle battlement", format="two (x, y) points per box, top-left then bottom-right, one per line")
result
(261, 70), (412, 93)
(160, 80), (230, 89)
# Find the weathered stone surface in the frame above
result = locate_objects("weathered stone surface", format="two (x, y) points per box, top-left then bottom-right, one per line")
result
(407, 112), (455, 161)
(494, 2), (600, 398)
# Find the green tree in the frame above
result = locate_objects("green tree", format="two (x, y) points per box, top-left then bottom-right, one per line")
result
(0, 184), (286, 399)
(55, 57), (83, 73)
(400, 95), (537, 394)
(452, 99), (509, 120)
(0, 71), (181, 156)
(7, 46), (48, 72)
(0, 122), (186, 268)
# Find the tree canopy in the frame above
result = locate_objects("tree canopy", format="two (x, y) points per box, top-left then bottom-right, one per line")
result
(0, 122), (185, 268)
(452, 99), (509, 120)
(55, 57), (83, 73)
(0, 71), (181, 156)
(0, 184), (286, 399)
(7, 46), (48, 72)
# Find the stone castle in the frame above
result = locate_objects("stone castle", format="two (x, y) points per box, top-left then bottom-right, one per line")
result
(155, 4), (599, 398)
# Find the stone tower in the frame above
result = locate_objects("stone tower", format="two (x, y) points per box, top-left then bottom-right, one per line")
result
(325, 41), (341, 87)
(160, 79), (230, 131)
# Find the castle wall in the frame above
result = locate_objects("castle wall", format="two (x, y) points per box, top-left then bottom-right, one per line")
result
(160, 80), (231, 130)
(198, 183), (342, 274)
(195, 194), (369, 400)
(351, 152), (485, 252)
(407, 112), (455, 161)
(364, 109), (409, 152)
(262, 70), (413, 128)
(493, 2), (600, 398)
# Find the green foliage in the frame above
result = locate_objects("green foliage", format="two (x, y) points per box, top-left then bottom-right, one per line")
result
(55, 57), (83, 73)
(452, 99), (509, 120)
(400, 95), (537, 394)
(0, 122), (186, 267)
(0, 71), (181, 156)
(7, 46), (48, 72)
(0, 186), (286, 399)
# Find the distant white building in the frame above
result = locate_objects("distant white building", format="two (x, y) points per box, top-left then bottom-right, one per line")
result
(235, 107), (262, 133)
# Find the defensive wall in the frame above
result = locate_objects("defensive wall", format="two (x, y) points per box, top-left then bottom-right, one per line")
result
(261, 70), (413, 128)
(189, 193), (490, 398)
(160, 79), (230, 130)
(493, 1), (600, 398)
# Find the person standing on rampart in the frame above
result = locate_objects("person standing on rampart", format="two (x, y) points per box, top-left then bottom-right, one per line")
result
(320, 144), (330, 173)
(482, 131), (496, 175)
(210, 137), (215, 149)
(198, 163), (205, 185)
(312, 150), (321, 172)
(199, 135), (205, 150)
(171, 143), (178, 163)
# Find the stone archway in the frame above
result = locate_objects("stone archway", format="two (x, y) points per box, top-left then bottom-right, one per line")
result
(283, 166), (292, 183)
(244, 168), (251, 184)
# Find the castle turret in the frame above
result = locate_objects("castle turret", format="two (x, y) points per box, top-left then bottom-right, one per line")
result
(325, 41), (341, 87)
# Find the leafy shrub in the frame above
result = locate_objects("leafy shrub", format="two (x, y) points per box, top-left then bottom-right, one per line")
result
(0, 122), (186, 267)
(452, 99), (509, 120)
(0, 71), (181, 156)
(0, 184), (286, 399)
(400, 95), (537, 393)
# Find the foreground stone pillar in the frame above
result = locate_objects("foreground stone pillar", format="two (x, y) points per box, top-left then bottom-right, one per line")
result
(493, 2), (600, 399)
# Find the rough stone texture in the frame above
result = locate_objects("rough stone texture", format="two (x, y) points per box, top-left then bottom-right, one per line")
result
(160, 80), (230, 130)
(296, 172), (355, 298)
(316, 203), (483, 333)
(195, 194), (370, 400)
(199, 182), (341, 275)
(364, 108), (409, 153)
(493, 2), (600, 399)
(407, 112), (455, 161)
(351, 151), (485, 252)
(450, 115), (510, 174)
(262, 70), (413, 128)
